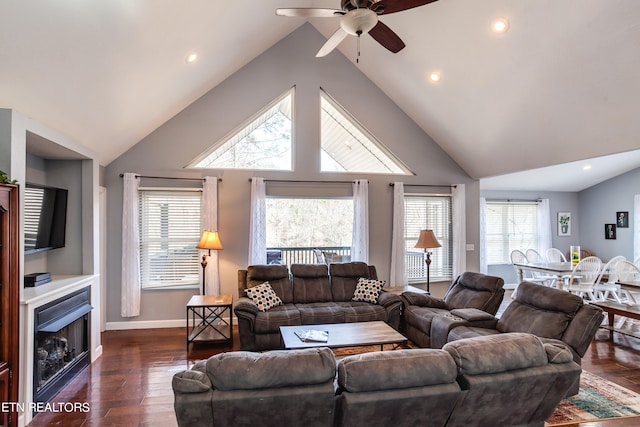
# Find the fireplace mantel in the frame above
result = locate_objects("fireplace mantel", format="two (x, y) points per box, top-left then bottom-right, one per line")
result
(19, 274), (102, 427)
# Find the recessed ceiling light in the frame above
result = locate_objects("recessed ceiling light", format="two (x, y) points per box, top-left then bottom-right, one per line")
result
(492, 18), (509, 33)
(429, 72), (441, 83)
(583, 165), (592, 171)
(185, 52), (198, 64)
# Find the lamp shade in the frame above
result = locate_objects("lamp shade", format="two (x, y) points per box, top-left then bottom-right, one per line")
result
(414, 229), (441, 249)
(196, 230), (224, 251)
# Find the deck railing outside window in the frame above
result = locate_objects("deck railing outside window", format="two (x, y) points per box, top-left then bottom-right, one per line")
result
(265, 247), (427, 280)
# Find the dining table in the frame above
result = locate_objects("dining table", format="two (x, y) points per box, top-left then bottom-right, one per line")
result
(512, 262), (574, 287)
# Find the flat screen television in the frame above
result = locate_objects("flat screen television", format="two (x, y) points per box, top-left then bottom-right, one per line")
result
(24, 183), (68, 254)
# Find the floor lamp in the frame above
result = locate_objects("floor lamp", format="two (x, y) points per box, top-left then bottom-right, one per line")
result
(414, 229), (441, 293)
(196, 230), (223, 295)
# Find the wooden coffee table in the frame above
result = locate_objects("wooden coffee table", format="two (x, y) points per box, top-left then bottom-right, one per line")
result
(280, 321), (407, 350)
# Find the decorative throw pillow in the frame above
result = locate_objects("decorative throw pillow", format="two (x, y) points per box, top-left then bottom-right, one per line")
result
(245, 282), (283, 312)
(352, 278), (386, 304)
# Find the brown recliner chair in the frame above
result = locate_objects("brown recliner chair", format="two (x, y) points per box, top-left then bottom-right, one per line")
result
(446, 280), (604, 396)
(401, 272), (505, 348)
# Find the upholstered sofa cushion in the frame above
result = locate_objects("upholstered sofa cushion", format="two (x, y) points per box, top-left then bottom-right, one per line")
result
(291, 264), (333, 303)
(246, 264), (293, 303)
(329, 262), (373, 302)
(207, 347), (336, 391)
(337, 301), (388, 323)
(337, 349), (457, 392)
(297, 302), (345, 324)
(544, 342), (574, 364)
(443, 271), (505, 311)
(252, 304), (301, 333)
(443, 333), (548, 375)
(172, 368), (211, 393)
(496, 282), (582, 338)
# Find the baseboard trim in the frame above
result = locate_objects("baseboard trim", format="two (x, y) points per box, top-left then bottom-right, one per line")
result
(106, 317), (238, 331)
(106, 319), (186, 330)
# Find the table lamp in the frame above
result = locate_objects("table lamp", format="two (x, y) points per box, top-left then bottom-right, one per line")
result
(196, 230), (223, 295)
(414, 229), (441, 293)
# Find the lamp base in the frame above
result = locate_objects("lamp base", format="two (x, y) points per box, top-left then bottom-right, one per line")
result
(425, 252), (432, 293)
(201, 254), (208, 295)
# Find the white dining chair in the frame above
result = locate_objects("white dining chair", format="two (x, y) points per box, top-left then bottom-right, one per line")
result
(594, 256), (626, 303)
(510, 250), (549, 286)
(545, 248), (567, 263)
(525, 249), (557, 286)
(568, 256), (602, 302)
(615, 260), (640, 305)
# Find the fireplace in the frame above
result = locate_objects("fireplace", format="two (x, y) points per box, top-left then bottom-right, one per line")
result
(33, 286), (92, 405)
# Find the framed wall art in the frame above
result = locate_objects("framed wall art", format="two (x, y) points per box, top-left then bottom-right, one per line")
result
(617, 211), (629, 228)
(558, 212), (571, 236)
(605, 223), (616, 240)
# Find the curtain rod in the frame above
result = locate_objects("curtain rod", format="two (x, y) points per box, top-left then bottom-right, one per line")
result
(119, 174), (222, 182)
(389, 183), (456, 188)
(248, 178), (364, 184)
(486, 198), (541, 203)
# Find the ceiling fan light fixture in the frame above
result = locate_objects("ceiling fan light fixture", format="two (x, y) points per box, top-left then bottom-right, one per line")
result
(429, 71), (441, 83)
(340, 9), (378, 35)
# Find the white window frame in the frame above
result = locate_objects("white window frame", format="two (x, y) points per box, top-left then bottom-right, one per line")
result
(404, 194), (453, 282)
(484, 200), (539, 265)
(188, 88), (294, 171)
(138, 188), (202, 290)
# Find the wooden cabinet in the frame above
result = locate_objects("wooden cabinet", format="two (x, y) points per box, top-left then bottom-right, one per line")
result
(0, 184), (19, 427)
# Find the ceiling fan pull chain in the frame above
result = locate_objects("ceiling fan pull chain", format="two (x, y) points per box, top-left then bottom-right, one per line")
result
(356, 31), (361, 63)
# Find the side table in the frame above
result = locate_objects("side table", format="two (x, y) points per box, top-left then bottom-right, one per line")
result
(186, 294), (233, 351)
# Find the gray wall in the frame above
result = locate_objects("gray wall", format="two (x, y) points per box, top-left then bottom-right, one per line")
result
(103, 24), (477, 326)
(24, 155), (85, 276)
(482, 168), (640, 283)
(578, 167), (640, 262)
(480, 189), (581, 284)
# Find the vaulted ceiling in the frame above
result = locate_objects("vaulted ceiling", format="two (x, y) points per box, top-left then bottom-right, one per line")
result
(1, 0), (639, 190)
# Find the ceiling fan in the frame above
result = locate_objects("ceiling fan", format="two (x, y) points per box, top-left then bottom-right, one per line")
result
(276, 0), (439, 58)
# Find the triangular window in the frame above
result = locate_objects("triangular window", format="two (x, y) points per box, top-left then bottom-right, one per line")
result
(188, 88), (293, 170)
(320, 89), (412, 175)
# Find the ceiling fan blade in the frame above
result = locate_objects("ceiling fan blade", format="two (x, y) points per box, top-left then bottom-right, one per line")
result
(316, 27), (349, 57)
(276, 8), (343, 18)
(368, 21), (405, 53)
(375, 0), (438, 15)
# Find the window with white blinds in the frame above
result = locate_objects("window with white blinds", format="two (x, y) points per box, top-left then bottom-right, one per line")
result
(484, 201), (538, 264)
(404, 195), (452, 281)
(138, 189), (201, 289)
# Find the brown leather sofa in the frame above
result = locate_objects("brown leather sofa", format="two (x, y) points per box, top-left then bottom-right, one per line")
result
(234, 262), (402, 351)
(173, 333), (581, 427)
(401, 272), (505, 348)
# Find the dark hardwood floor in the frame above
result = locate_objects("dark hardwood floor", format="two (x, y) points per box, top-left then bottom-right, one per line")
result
(27, 293), (640, 427)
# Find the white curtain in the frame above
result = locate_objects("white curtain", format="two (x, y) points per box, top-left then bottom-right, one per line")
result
(451, 184), (466, 279)
(390, 182), (406, 286)
(634, 195), (640, 262)
(248, 177), (267, 265)
(479, 197), (488, 274)
(121, 173), (141, 317)
(201, 177), (220, 295)
(351, 179), (369, 263)
(537, 199), (552, 254)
